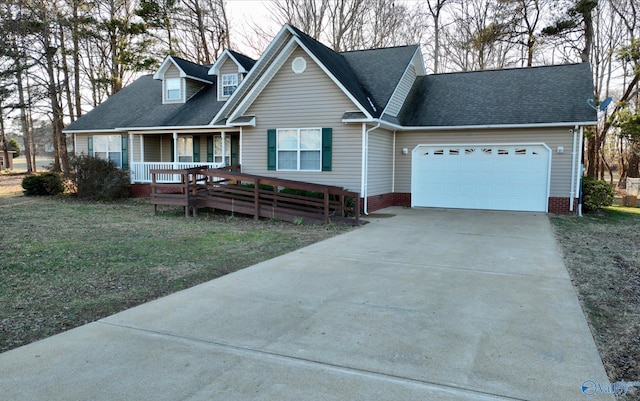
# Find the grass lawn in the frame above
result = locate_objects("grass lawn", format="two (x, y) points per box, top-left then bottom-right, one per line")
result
(550, 207), (640, 398)
(0, 174), (351, 353)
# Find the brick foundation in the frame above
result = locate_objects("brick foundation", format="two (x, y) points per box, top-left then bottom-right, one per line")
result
(548, 197), (578, 214)
(363, 193), (577, 214)
(131, 183), (151, 198)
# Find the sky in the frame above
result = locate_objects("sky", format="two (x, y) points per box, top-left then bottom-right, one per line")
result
(225, 0), (278, 58)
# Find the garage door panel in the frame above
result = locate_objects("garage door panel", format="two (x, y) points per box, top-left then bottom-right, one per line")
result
(411, 144), (550, 212)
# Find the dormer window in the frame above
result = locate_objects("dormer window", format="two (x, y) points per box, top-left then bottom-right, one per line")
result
(222, 74), (238, 96)
(166, 78), (181, 101)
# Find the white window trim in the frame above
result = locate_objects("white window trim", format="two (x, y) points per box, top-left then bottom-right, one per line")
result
(165, 78), (182, 102)
(93, 135), (122, 168)
(221, 74), (238, 97)
(276, 128), (322, 172)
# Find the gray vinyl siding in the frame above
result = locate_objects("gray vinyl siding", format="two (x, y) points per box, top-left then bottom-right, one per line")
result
(242, 46), (363, 193)
(367, 128), (394, 196)
(393, 128), (576, 198)
(75, 134), (89, 154)
(132, 134), (141, 161)
(218, 60), (239, 100)
(141, 136), (161, 161)
(185, 79), (204, 100)
(163, 65), (184, 104)
(385, 65), (416, 117)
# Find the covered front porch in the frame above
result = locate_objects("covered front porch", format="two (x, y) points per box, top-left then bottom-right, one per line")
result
(130, 131), (239, 183)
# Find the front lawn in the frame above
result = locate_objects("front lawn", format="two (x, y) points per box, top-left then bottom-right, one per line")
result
(551, 207), (640, 399)
(0, 176), (351, 353)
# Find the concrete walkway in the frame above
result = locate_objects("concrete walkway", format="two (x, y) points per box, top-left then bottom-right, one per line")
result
(0, 208), (611, 400)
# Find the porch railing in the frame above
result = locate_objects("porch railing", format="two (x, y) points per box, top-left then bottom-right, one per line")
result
(149, 166), (361, 225)
(131, 162), (225, 183)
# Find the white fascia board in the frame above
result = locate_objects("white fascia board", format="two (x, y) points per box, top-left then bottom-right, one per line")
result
(119, 124), (229, 132)
(291, 36), (372, 119)
(226, 39), (299, 123)
(380, 54), (419, 118)
(62, 128), (124, 134)
(153, 56), (175, 80)
(208, 50), (248, 75)
(209, 25), (294, 125)
(412, 47), (427, 76)
(228, 117), (256, 127)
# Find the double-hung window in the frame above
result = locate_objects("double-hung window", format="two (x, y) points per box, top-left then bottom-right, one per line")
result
(165, 78), (181, 101)
(214, 135), (231, 164)
(222, 74), (238, 96)
(277, 128), (321, 171)
(93, 135), (122, 167)
(177, 136), (193, 162)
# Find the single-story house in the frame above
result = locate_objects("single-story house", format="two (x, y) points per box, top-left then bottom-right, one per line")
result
(63, 24), (596, 214)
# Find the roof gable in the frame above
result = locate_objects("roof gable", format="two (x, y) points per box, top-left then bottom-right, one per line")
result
(153, 55), (213, 84)
(398, 63), (597, 127)
(208, 49), (257, 75)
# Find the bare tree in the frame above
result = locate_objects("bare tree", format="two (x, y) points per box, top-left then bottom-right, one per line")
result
(426, 0), (450, 73)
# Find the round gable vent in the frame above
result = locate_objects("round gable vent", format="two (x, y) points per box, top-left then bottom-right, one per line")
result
(292, 57), (307, 74)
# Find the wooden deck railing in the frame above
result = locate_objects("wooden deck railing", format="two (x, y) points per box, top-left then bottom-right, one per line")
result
(149, 166), (360, 225)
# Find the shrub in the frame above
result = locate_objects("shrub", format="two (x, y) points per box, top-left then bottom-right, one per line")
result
(70, 155), (130, 200)
(582, 176), (614, 212)
(22, 172), (64, 196)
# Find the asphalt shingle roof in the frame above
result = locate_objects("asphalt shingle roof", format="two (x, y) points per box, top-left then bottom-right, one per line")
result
(287, 25), (379, 117)
(228, 50), (257, 72)
(172, 57), (214, 83)
(341, 45), (418, 114)
(399, 63), (596, 127)
(64, 75), (224, 131)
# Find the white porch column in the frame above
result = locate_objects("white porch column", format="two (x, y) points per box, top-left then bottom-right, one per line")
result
(221, 131), (227, 166)
(172, 132), (178, 167)
(139, 135), (144, 162)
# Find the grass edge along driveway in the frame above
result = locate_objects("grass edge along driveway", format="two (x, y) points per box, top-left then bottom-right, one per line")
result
(550, 207), (640, 400)
(0, 193), (351, 353)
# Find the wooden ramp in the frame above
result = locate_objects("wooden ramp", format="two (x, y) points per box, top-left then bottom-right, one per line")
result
(150, 166), (361, 225)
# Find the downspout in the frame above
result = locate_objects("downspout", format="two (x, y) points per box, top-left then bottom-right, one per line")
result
(361, 122), (381, 215)
(577, 126), (585, 217)
(569, 126), (578, 212)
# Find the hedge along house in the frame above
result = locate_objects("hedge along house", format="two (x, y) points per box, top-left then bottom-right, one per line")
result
(64, 24), (597, 214)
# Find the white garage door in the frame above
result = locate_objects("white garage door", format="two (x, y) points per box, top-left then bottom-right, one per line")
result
(411, 143), (550, 212)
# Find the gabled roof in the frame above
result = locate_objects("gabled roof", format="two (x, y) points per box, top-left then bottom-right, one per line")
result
(341, 45), (421, 114)
(208, 49), (257, 75)
(398, 63), (596, 127)
(228, 50), (257, 72)
(153, 56), (214, 84)
(287, 25), (380, 116)
(63, 75), (225, 132)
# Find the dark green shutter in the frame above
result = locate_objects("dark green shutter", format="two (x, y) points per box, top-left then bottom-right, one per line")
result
(170, 139), (174, 162)
(206, 136), (214, 162)
(87, 136), (93, 155)
(193, 136), (200, 162)
(321, 128), (332, 171)
(121, 134), (129, 169)
(267, 129), (276, 171)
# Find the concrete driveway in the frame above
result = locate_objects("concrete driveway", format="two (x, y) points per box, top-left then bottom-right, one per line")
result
(0, 207), (611, 400)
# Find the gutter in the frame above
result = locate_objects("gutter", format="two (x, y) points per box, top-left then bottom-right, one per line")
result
(342, 119), (598, 132)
